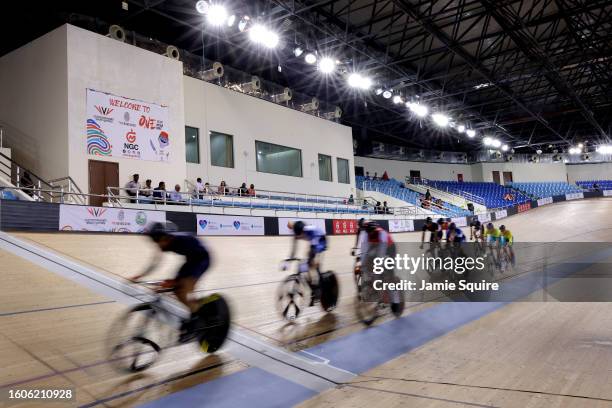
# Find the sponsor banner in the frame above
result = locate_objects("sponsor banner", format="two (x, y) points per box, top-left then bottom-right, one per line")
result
(278, 218), (326, 235)
(518, 202), (531, 213)
(86, 89), (170, 162)
(388, 219), (415, 233)
(565, 192), (584, 201)
(59, 205), (165, 232)
(477, 213), (491, 222)
(451, 217), (468, 228)
(537, 197), (553, 206)
(604, 190), (612, 197)
(196, 214), (264, 236)
(332, 219), (358, 235)
(494, 210), (508, 220)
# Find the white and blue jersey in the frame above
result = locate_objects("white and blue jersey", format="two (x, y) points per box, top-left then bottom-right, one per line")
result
(447, 228), (466, 243)
(302, 225), (327, 253)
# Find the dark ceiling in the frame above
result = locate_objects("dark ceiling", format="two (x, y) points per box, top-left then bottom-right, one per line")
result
(2, 0), (611, 153)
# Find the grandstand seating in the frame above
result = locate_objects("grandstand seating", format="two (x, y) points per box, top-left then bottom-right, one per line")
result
(509, 182), (583, 198)
(0, 189), (18, 200)
(356, 176), (471, 217)
(576, 180), (612, 191)
(424, 180), (530, 209)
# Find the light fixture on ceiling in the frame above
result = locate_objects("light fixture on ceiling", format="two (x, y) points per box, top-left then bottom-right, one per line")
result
(238, 15), (251, 32)
(195, 0), (209, 14)
(249, 24), (279, 48)
(318, 57), (336, 73)
(491, 139), (502, 148)
(407, 102), (428, 117)
(293, 47), (303, 57)
(483, 136), (493, 146)
(375, 88), (383, 95)
(501, 144), (509, 152)
(457, 125), (465, 133)
(466, 129), (476, 138)
(432, 113), (450, 127)
(227, 14), (236, 27)
(304, 53), (317, 64)
(382, 90), (393, 99)
(347, 73), (372, 90)
(392, 95), (403, 104)
(206, 4), (229, 26)
(596, 145), (612, 154)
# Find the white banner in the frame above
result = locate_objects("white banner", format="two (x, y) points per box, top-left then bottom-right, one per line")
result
(86, 89), (170, 162)
(537, 197), (553, 206)
(451, 217), (468, 228)
(278, 218), (326, 235)
(604, 190), (612, 197)
(59, 205), (165, 232)
(565, 192), (584, 201)
(196, 214), (265, 236)
(494, 210), (508, 220)
(477, 213), (491, 222)
(388, 219), (415, 233)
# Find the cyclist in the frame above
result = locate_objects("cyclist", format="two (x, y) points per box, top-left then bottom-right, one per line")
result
(352, 218), (369, 260)
(469, 219), (484, 242)
(420, 217), (440, 249)
(437, 218), (448, 242)
(361, 221), (399, 304)
(130, 221), (211, 341)
(286, 220), (327, 304)
(499, 225), (515, 265)
(446, 222), (466, 244)
(484, 222), (502, 265)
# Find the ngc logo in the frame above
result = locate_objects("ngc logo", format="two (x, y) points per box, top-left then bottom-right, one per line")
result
(126, 130), (137, 143)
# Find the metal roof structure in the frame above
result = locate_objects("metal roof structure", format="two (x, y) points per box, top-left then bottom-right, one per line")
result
(2, 0), (611, 153)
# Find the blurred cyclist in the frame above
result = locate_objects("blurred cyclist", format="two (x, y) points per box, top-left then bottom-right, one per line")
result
(352, 218), (369, 260)
(446, 222), (466, 244)
(286, 220), (327, 304)
(499, 225), (516, 265)
(484, 222), (502, 265)
(130, 221), (211, 341)
(470, 219), (484, 242)
(361, 221), (399, 303)
(420, 217), (440, 249)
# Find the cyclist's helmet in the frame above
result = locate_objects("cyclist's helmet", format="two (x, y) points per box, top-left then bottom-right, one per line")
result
(425, 216), (433, 223)
(358, 218), (366, 229)
(500, 225), (506, 231)
(146, 221), (177, 242)
(448, 222), (456, 230)
(437, 218), (445, 225)
(486, 222), (494, 229)
(364, 221), (379, 233)
(472, 219), (481, 227)
(292, 220), (305, 236)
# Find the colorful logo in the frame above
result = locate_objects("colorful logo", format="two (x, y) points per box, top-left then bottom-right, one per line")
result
(126, 130), (136, 143)
(87, 119), (112, 156)
(95, 105), (114, 116)
(135, 211), (147, 225)
(199, 219), (208, 229)
(87, 207), (107, 217)
(233, 221), (241, 230)
(158, 131), (169, 148)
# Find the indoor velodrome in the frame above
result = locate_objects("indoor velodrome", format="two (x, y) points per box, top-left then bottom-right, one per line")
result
(1, 1), (612, 407)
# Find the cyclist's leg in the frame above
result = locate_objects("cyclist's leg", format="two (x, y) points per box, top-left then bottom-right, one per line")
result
(174, 258), (208, 313)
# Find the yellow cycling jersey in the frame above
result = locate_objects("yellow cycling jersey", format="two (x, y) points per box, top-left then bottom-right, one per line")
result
(484, 228), (500, 238)
(501, 230), (513, 242)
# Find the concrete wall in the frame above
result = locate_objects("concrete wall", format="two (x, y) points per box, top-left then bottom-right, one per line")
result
(184, 76), (355, 197)
(566, 163), (612, 183)
(66, 25), (186, 194)
(355, 156), (473, 182)
(0, 26), (69, 179)
(476, 162), (568, 183)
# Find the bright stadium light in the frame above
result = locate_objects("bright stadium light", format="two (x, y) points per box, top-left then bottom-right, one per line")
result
(392, 95), (403, 104)
(501, 144), (509, 152)
(382, 90), (392, 99)
(304, 53), (317, 64)
(578, 143), (584, 148)
(249, 24), (279, 48)
(293, 47), (303, 57)
(491, 139), (502, 148)
(407, 102), (428, 117)
(318, 57), (336, 73)
(195, 0), (209, 14)
(466, 129), (476, 138)
(457, 125), (466, 133)
(238, 15), (250, 32)
(597, 145), (612, 154)
(536, 149), (543, 154)
(569, 147), (581, 155)
(375, 88), (383, 95)
(227, 14), (236, 27)
(347, 73), (372, 90)
(207, 4), (229, 26)
(432, 113), (450, 127)
(483, 136), (493, 146)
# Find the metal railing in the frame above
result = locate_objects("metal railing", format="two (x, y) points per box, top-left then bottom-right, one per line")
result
(410, 177), (486, 206)
(48, 176), (86, 205)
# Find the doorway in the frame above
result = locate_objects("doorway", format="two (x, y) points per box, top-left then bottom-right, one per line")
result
(492, 171), (501, 185)
(409, 170), (421, 182)
(457, 173), (464, 182)
(354, 166), (364, 177)
(502, 171), (513, 185)
(88, 160), (119, 207)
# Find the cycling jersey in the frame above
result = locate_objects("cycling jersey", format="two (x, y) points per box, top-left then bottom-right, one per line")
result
(484, 227), (501, 243)
(447, 228), (466, 242)
(162, 233), (210, 279)
(500, 230), (513, 245)
(302, 225), (327, 253)
(367, 226), (396, 259)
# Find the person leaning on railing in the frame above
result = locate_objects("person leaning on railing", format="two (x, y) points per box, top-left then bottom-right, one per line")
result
(153, 181), (167, 201)
(169, 184), (183, 204)
(141, 179), (153, 198)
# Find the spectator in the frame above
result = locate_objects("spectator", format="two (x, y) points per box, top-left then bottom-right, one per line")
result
(425, 189), (432, 201)
(194, 177), (204, 199)
(365, 171), (370, 180)
(247, 184), (256, 196)
(593, 182), (600, 191)
(348, 194), (354, 204)
(238, 182), (248, 196)
(218, 181), (229, 195)
(169, 184), (183, 202)
(153, 181), (166, 201)
(373, 172), (378, 180)
(383, 201), (389, 214)
(382, 171), (389, 181)
(19, 170), (35, 197)
(375, 201), (382, 214)
(141, 179), (153, 197)
(125, 174), (140, 203)
(204, 182), (212, 194)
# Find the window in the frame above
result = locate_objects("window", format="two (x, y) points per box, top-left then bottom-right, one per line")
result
(256, 141), (302, 177)
(337, 158), (350, 184)
(318, 154), (332, 182)
(185, 126), (200, 164)
(210, 131), (234, 168)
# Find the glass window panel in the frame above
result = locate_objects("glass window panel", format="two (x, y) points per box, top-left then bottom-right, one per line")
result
(185, 126), (200, 164)
(337, 157), (350, 184)
(318, 154), (332, 181)
(255, 141), (302, 177)
(210, 131), (234, 168)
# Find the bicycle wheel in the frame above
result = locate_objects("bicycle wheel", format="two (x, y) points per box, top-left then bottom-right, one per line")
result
(277, 274), (309, 320)
(354, 273), (378, 326)
(196, 294), (231, 353)
(107, 304), (163, 372)
(319, 271), (339, 312)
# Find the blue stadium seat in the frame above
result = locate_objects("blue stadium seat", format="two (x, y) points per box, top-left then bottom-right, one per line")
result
(508, 182), (583, 199)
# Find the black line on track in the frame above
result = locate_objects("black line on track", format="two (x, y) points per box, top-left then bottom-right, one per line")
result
(0, 300), (116, 317)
